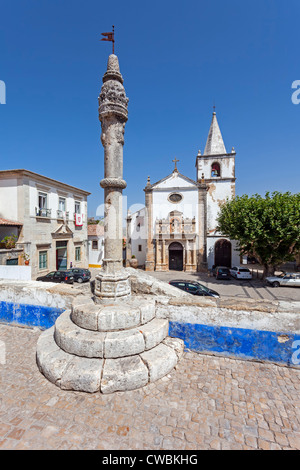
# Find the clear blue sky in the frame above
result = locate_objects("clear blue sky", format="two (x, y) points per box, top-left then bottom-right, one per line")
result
(0, 0), (299, 218)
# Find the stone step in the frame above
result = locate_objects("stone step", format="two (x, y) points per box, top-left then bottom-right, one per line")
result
(102, 339), (184, 393)
(36, 326), (184, 394)
(36, 327), (103, 393)
(54, 310), (169, 359)
(71, 295), (156, 332)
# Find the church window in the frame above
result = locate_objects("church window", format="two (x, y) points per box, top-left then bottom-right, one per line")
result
(211, 163), (221, 177)
(168, 193), (183, 203)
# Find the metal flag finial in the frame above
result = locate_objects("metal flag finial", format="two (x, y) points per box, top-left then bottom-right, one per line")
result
(101, 25), (115, 54)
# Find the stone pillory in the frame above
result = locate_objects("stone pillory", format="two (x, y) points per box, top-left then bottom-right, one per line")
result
(95, 54), (130, 301)
(36, 54), (184, 394)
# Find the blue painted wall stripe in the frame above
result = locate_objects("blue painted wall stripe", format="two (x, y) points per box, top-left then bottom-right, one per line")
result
(169, 321), (300, 367)
(0, 301), (64, 330)
(1, 300), (300, 367)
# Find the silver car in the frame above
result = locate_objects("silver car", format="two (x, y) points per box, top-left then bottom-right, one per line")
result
(266, 272), (300, 287)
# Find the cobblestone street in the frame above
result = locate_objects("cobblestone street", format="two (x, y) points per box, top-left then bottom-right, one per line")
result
(1, 323), (300, 450)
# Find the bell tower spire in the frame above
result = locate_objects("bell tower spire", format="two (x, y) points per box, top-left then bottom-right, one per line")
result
(203, 111), (227, 155)
(196, 110), (236, 235)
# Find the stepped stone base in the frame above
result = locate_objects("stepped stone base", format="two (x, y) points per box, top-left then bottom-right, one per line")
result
(36, 295), (184, 394)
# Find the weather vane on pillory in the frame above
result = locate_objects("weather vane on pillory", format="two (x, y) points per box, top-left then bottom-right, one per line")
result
(100, 25), (115, 54)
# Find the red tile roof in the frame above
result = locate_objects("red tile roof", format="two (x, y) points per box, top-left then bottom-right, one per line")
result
(0, 218), (22, 226)
(88, 224), (104, 237)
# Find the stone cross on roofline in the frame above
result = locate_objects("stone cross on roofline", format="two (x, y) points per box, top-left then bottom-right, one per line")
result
(172, 157), (179, 172)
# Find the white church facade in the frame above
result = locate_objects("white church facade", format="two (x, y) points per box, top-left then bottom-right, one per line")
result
(127, 112), (240, 271)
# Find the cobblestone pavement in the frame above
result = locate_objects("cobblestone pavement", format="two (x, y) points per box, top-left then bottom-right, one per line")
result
(1, 324), (300, 450)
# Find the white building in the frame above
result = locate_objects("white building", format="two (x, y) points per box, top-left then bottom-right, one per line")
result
(88, 224), (104, 268)
(0, 169), (90, 279)
(126, 208), (147, 267)
(127, 112), (240, 271)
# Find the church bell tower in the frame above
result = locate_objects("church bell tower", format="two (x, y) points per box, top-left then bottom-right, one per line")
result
(196, 111), (236, 233)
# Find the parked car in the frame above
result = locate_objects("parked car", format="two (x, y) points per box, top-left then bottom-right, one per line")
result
(230, 266), (252, 280)
(36, 271), (74, 284)
(67, 268), (91, 283)
(169, 280), (220, 298)
(266, 272), (300, 288)
(213, 266), (231, 280)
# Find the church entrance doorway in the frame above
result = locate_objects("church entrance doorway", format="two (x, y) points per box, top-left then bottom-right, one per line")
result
(214, 239), (232, 268)
(169, 242), (183, 271)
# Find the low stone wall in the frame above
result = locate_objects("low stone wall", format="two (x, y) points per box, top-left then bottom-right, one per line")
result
(0, 271), (300, 368)
(0, 265), (32, 281)
(0, 280), (83, 311)
(154, 296), (300, 367)
(128, 268), (300, 368)
(155, 296), (300, 333)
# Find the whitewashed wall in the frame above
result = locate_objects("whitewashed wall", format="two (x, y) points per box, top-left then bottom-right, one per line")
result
(130, 207), (147, 267)
(152, 173), (199, 235)
(0, 179), (19, 221)
(0, 265), (32, 281)
(197, 154), (235, 181)
(206, 180), (235, 232)
(88, 236), (104, 267)
(207, 237), (240, 269)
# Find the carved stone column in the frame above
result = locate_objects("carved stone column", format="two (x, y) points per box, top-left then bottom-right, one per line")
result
(126, 210), (132, 267)
(144, 177), (155, 271)
(95, 54), (130, 301)
(185, 238), (196, 272)
(197, 181), (208, 271)
(161, 239), (167, 271)
(36, 54), (184, 396)
(155, 238), (161, 271)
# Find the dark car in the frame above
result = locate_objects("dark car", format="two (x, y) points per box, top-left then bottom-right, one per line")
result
(67, 268), (91, 283)
(213, 266), (231, 280)
(36, 270), (74, 284)
(169, 280), (220, 298)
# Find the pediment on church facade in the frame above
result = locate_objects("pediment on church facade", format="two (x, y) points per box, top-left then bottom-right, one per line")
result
(152, 171), (198, 190)
(169, 210), (183, 217)
(52, 224), (73, 239)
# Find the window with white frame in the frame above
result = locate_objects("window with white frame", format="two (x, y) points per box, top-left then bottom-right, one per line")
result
(37, 192), (49, 217)
(75, 246), (81, 261)
(59, 197), (66, 212)
(39, 251), (48, 270)
(58, 197), (67, 219)
(75, 201), (81, 214)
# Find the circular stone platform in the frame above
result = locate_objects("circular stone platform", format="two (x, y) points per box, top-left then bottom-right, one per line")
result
(36, 295), (184, 394)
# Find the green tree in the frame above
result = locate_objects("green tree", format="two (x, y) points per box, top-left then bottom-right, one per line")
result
(216, 191), (300, 277)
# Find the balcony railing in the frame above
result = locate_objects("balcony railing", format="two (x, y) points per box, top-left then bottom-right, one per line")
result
(57, 210), (69, 220)
(36, 208), (51, 218)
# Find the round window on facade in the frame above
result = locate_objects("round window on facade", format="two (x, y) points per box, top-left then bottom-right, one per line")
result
(168, 193), (183, 203)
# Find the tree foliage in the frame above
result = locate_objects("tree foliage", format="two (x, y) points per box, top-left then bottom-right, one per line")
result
(216, 192), (300, 276)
